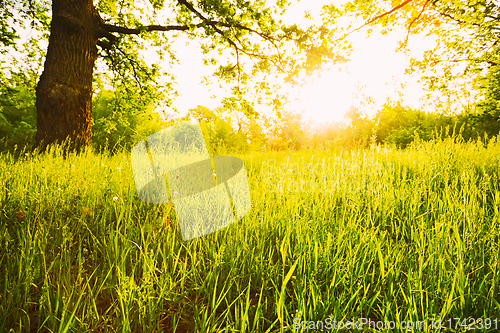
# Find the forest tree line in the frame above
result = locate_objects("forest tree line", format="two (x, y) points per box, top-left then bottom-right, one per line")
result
(1, 59), (500, 156)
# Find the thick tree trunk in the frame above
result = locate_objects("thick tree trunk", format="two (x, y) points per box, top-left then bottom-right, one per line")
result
(34, 0), (101, 153)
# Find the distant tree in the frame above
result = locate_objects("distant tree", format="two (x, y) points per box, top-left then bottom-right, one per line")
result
(0, 32), (44, 153)
(473, 66), (500, 138)
(243, 116), (268, 151)
(280, 110), (308, 150)
(343, 106), (374, 148)
(187, 105), (248, 154)
(91, 87), (172, 153)
(0, 70), (37, 153)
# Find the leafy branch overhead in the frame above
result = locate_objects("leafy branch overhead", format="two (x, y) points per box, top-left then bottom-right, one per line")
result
(335, 0), (500, 82)
(93, 0), (341, 91)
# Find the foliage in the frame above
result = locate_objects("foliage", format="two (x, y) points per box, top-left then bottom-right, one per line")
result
(4, 0), (500, 153)
(0, 17), (49, 154)
(92, 89), (172, 154)
(278, 110), (309, 150)
(328, 0), (500, 73)
(325, 0), (500, 113)
(0, 68), (37, 155)
(374, 103), (441, 147)
(341, 106), (375, 148)
(187, 105), (249, 154)
(92, 0), (343, 120)
(472, 64), (500, 137)
(0, 0), (51, 53)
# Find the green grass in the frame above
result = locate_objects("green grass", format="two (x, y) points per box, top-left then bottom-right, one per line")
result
(1, 136), (500, 332)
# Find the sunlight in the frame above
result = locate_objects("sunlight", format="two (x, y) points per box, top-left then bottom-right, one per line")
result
(163, 0), (439, 127)
(276, 0), (439, 126)
(290, 70), (357, 124)
(285, 28), (436, 126)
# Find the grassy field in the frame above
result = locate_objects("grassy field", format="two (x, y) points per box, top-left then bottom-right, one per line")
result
(1, 136), (500, 332)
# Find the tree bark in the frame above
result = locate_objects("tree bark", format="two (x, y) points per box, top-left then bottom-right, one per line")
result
(33, 0), (101, 153)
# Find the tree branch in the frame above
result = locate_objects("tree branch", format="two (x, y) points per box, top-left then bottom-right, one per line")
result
(338, 0), (414, 42)
(176, 0), (286, 71)
(97, 40), (113, 50)
(96, 0), (287, 93)
(177, 0), (206, 22)
(403, 0), (430, 46)
(429, 4), (483, 28)
(102, 23), (191, 35)
(98, 0), (281, 68)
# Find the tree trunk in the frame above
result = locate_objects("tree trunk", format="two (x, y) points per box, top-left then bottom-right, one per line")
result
(34, 0), (101, 153)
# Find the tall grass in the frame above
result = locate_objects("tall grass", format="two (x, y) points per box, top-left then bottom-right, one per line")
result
(1, 136), (500, 332)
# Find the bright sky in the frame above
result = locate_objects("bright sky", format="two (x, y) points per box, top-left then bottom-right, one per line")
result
(167, 0), (438, 126)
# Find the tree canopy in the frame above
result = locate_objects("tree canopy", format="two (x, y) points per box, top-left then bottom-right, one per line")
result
(0, 0), (343, 153)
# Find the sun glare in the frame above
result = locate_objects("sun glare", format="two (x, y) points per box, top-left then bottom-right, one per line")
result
(290, 70), (357, 124)
(285, 28), (435, 126)
(165, 0), (437, 127)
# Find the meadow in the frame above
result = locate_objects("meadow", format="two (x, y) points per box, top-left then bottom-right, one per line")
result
(1, 135), (500, 332)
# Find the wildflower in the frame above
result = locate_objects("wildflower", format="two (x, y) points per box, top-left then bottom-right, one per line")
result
(113, 196), (118, 202)
(14, 209), (25, 222)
